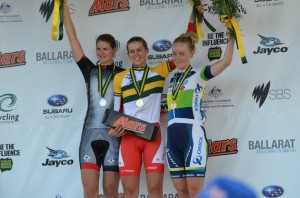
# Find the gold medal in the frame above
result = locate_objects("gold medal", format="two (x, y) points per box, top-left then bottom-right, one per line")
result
(171, 101), (177, 109)
(136, 99), (144, 107)
(130, 66), (149, 108)
(99, 98), (107, 106)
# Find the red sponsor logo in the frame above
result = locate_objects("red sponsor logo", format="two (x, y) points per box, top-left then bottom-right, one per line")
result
(89, 0), (130, 16)
(208, 138), (238, 157)
(113, 116), (146, 133)
(0, 51), (26, 68)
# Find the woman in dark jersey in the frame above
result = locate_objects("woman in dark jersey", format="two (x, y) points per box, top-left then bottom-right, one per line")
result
(63, 1), (124, 197)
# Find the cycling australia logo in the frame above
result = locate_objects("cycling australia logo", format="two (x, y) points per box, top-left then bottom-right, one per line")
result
(0, 51), (26, 68)
(89, 0), (130, 16)
(262, 185), (284, 197)
(252, 81), (291, 108)
(0, 94), (20, 124)
(202, 86), (234, 109)
(249, 139), (296, 154)
(208, 138), (238, 157)
(253, 34), (288, 55)
(43, 95), (73, 119)
(254, 0), (284, 8)
(42, 147), (74, 167)
(205, 2), (246, 15)
(148, 39), (172, 65)
(113, 40), (124, 68)
(0, 2), (23, 23)
(140, 0), (186, 10)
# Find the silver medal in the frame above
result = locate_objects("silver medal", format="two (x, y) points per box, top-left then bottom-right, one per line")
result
(99, 98), (107, 107)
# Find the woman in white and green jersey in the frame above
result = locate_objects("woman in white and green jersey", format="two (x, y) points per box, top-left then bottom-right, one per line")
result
(166, 31), (235, 198)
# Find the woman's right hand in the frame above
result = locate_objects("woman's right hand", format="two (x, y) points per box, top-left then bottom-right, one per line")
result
(108, 125), (126, 137)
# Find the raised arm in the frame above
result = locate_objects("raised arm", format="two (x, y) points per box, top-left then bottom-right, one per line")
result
(210, 37), (235, 76)
(63, 0), (84, 62)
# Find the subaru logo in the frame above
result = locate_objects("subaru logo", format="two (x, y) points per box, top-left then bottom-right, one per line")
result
(48, 95), (68, 107)
(262, 185), (284, 197)
(152, 40), (172, 52)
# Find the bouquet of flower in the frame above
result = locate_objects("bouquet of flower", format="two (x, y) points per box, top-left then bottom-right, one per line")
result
(190, 0), (216, 43)
(211, 0), (247, 64)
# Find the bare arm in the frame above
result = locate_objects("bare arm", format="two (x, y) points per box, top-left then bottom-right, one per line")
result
(63, 0), (84, 62)
(210, 37), (235, 76)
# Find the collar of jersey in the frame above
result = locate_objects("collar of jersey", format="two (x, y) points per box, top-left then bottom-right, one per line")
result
(100, 63), (114, 71)
(132, 65), (148, 71)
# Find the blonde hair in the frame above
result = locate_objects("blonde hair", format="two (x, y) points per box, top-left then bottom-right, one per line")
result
(173, 32), (197, 52)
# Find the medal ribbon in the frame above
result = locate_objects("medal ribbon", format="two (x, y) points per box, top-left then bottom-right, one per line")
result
(98, 64), (115, 97)
(51, 0), (64, 41)
(130, 66), (149, 98)
(172, 65), (192, 100)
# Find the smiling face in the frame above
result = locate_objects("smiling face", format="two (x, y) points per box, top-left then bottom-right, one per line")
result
(96, 40), (116, 66)
(172, 42), (195, 70)
(127, 41), (149, 67)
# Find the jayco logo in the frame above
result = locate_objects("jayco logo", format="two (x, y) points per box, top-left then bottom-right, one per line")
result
(253, 34), (288, 55)
(252, 81), (270, 108)
(42, 147), (74, 167)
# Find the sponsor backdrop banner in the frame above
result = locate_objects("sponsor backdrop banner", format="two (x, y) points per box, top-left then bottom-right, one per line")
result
(0, 0), (298, 197)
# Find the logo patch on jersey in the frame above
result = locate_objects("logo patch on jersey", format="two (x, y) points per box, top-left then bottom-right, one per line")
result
(192, 156), (202, 165)
(195, 84), (203, 93)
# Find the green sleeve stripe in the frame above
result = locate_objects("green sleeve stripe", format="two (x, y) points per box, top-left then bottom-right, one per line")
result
(200, 65), (210, 81)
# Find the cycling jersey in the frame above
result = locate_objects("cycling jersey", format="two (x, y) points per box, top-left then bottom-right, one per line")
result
(166, 65), (213, 178)
(77, 55), (124, 172)
(113, 60), (175, 176)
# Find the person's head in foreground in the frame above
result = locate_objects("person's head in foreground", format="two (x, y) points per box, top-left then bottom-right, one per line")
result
(199, 176), (257, 198)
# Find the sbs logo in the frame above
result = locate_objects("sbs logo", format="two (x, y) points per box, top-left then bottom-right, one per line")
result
(252, 81), (270, 108)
